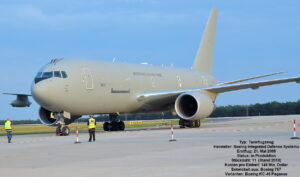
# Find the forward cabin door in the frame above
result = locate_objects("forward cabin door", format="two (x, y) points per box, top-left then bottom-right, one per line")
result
(82, 68), (94, 90)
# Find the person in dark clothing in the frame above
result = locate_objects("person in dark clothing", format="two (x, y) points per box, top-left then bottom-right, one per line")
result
(87, 115), (96, 142)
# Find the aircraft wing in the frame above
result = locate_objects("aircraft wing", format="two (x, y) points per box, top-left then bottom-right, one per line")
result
(205, 76), (300, 93)
(3, 93), (32, 96)
(137, 76), (300, 102)
(217, 72), (284, 85)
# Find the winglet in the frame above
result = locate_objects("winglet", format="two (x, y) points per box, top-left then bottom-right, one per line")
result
(192, 8), (218, 74)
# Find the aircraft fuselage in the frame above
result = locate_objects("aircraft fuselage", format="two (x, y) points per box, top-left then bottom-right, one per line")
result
(31, 59), (218, 116)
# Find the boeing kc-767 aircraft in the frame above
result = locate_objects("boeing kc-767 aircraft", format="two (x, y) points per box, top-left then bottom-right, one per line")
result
(4, 8), (300, 135)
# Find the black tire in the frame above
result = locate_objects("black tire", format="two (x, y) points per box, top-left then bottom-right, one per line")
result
(56, 126), (70, 136)
(194, 120), (199, 127)
(111, 122), (119, 131)
(187, 120), (194, 128)
(179, 119), (185, 128)
(103, 122), (109, 131)
(118, 121), (125, 131)
(108, 122), (114, 131)
(56, 126), (61, 135)
(61, 126), (70, 136)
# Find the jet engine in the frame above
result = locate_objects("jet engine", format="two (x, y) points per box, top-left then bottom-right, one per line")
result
(3, 93), (32, 107)
(175, 92), (215, 120)
(39, 107), (79, 126)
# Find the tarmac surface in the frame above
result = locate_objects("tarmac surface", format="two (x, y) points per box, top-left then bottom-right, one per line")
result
(0, 115), (300, 177)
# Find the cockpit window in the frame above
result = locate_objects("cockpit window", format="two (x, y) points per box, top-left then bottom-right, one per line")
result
(42, 72), (53, 78)
(61, 71), (68, 78)
(34, 72), (53, 83)
(36, 72), (43, 78)
(35, 71), (67, 84)
(54, 71), (61, 78)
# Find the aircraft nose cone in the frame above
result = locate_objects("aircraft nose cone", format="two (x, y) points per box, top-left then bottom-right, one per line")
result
(31, 82), (53, 107)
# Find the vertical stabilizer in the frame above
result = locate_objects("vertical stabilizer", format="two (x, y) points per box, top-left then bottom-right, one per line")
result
(192, 8), (218, 73)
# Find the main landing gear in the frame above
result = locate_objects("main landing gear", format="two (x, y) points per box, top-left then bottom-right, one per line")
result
(103, 114), (125, 131)
(179, 118), (201, 128)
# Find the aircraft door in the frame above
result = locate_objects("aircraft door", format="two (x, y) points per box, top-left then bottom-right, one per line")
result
(176, 75), (182, 88)
(82, 68), (94, 90)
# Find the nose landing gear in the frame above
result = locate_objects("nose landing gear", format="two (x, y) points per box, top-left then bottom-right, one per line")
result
(55, 113), (71, 136)
(56, 125), (70, 136)
(103, 114), (125, 131)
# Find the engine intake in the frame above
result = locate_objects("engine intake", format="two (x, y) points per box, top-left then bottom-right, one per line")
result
(39, 107), (80, 126)
(175, 92), (214, 120)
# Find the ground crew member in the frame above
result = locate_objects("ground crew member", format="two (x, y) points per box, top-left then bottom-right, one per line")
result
(87, 115), (96, 142)
(4, 118), (13, 143)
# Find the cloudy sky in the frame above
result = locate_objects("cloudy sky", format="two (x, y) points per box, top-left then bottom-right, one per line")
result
(0, 0), (299, 120)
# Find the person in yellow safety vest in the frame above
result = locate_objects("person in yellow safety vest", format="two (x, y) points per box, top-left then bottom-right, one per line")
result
(87, 115), (96, 142)
(4, 118), (13, 143)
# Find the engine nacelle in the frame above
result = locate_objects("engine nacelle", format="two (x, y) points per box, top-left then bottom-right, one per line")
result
(11, 99), (31, 107)
(175, 92), (214, 120)
(39, 107), (80, 126)
(10, 95), (31, 107)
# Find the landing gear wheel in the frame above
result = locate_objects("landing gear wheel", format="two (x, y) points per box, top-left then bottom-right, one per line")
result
(103, 122), (115, 131)
(103, 114), (126, 131)
(62, 126), (70, 136)
(56, 126), (70, 136)
(56, 126), (60, 135)
(118, 121), (125, 131)
(179, 119), (201, 128)
(103, 122), (109, 131)
(179, 119), (185, 128)
(110, 122), (119, 131)
(194, 120), (201, 127)
(103, 121), (125, 131)
(187, 120), (194, 128)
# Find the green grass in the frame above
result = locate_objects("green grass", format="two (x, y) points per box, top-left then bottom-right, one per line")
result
(0, 118), (211, 135)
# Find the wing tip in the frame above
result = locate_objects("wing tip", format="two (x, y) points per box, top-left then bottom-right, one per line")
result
(3, 93), (32, 96)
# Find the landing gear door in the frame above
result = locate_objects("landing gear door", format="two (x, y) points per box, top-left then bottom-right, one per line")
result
(82, 68), (94, 90)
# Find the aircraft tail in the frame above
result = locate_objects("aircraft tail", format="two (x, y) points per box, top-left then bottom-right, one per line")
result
(192, 8), (218, 74)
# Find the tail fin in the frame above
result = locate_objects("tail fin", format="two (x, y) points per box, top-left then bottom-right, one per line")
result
(192, 8), (218, 74)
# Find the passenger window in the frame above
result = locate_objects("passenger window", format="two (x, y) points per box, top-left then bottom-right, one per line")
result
(54, 71), (61, 78)
(61, 71), (68, 78)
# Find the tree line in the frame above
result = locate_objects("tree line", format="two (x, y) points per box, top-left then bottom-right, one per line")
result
(1, 100), (300, 124)
(210, 100), (300, 117)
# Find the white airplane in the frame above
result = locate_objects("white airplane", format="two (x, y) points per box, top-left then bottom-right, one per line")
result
(4, 8), (300, 135)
